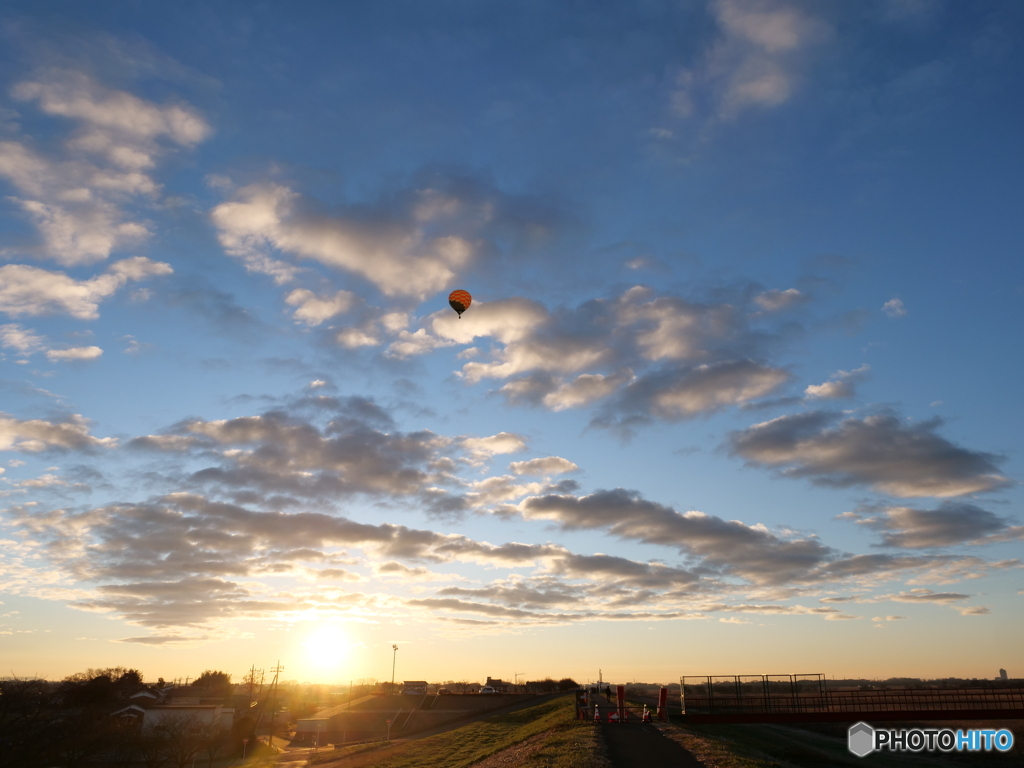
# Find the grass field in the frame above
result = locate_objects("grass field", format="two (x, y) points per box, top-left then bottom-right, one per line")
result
(309, 695), (609, 768)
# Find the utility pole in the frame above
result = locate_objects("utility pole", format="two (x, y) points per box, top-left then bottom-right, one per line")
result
(391, 644), (398, 692)
(267, 661), (283, 751)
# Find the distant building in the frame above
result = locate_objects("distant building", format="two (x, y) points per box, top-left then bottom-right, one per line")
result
(1000, 669), (1008, 681)
(402, 681), (428, 695)
(485, 677), (511, 693)
(112, 685), (234, 730)
(112, 703), (234, 729)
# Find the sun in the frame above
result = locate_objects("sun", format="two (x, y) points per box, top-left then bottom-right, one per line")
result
(300, 625), (350, 672)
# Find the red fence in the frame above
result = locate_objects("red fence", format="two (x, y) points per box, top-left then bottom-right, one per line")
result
(680, 674), (1024, 724)
(575, 686), (669, 723)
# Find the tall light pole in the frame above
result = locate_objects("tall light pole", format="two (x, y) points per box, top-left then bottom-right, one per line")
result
(391, 644), (398, 692)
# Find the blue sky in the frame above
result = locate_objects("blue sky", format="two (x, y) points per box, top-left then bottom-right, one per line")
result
(0, 0), (1021, 685)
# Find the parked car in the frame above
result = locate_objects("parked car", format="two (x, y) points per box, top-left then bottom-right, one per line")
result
(480, 686), (496, 694)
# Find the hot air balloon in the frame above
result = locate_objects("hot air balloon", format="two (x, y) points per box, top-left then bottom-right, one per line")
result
(448, 289), (472, 318)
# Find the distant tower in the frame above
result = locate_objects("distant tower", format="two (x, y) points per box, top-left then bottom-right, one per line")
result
(999, 668), (1008, 681)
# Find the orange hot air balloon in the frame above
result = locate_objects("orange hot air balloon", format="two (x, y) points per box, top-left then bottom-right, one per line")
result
(448, 289), (472, 318)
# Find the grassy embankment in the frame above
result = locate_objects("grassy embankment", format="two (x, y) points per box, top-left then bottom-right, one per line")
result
(310, 695), (609, 768)
(661, 720), (1024, 768)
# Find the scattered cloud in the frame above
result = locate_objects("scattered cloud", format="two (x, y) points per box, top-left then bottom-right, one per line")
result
(389, 286), (795, 430)
(212, 171), (564, 296)
(211, 181), (470, 294)
(509, 456), (579, 476)
(882, 298), (907, 318)
(1, 70), (209, 265)
(671, 0), (832, 120)
(0, 258), (172, 320)
(729, 411), (1009, 497)
(462, 432), (527, 459)
(45, 345), (103, 361)
(284, 288), (356, 326)
(513, 487), (836, 585)
(0, 323), (46, 354)
(841, 502), (1022, 548)
(597, 360), (789, 432)
(804, 364), (870, 400)
(754, 288), (808, 312)
(875, 588), (970, 604)
(116, 634), (209, 645)
(542, 370), (635, 411)
(954, 605), (990, 616)
(0, 413), (115, 452)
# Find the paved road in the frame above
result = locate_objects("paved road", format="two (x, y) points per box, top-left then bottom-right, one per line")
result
(590, 694), (705, 768)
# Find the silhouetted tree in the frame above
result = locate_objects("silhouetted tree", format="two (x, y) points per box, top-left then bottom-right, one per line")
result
(160, 713), (209, 768)
(558, 678), (579, 691)
(201, 722), (230, 768)
(108, 717), (144, 768)
(0, 677), (56, 768)
(135, 727), (170, 768)
(191, 670), (232, 697)
(52, 705), (118, 768)
(528, 678), (559, 693)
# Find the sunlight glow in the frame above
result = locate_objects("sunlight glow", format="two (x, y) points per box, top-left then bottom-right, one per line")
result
(298, 626), (350, 677)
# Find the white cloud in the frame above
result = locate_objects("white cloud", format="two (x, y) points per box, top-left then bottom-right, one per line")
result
(212, 183), (474, 296)
(882, 298), (907, 318)
(387, 286), (794, 427)
(754, 288), (807, 312)
(542, 370), (634, 411)
(336, 327), (380, 348)
(284, 288), (355, 326)
(0, 324), (45, 354)
(0, 258), (172, 320)
(509, 457), (579, 476)
(804, 364), (870, 400)
(386, 329), (455, 357)
(671, 0), (830, 121)
(13, 71), (210, 147)
(1, 72), (210, 265)
(955, 605), (990, 616)
(465, 475), (548, 506)
(0, 413), (115, 452)
(644, 361), (788, 417)
(462, 432), (528, 458)
(45, 346), (103, 361)
(431, 298), (548, 346)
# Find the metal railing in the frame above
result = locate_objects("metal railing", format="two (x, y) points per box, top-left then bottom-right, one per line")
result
(680, 674), (1024, 717)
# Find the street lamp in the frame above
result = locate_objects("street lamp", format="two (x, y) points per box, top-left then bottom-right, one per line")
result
(391, 644), (398, 692)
